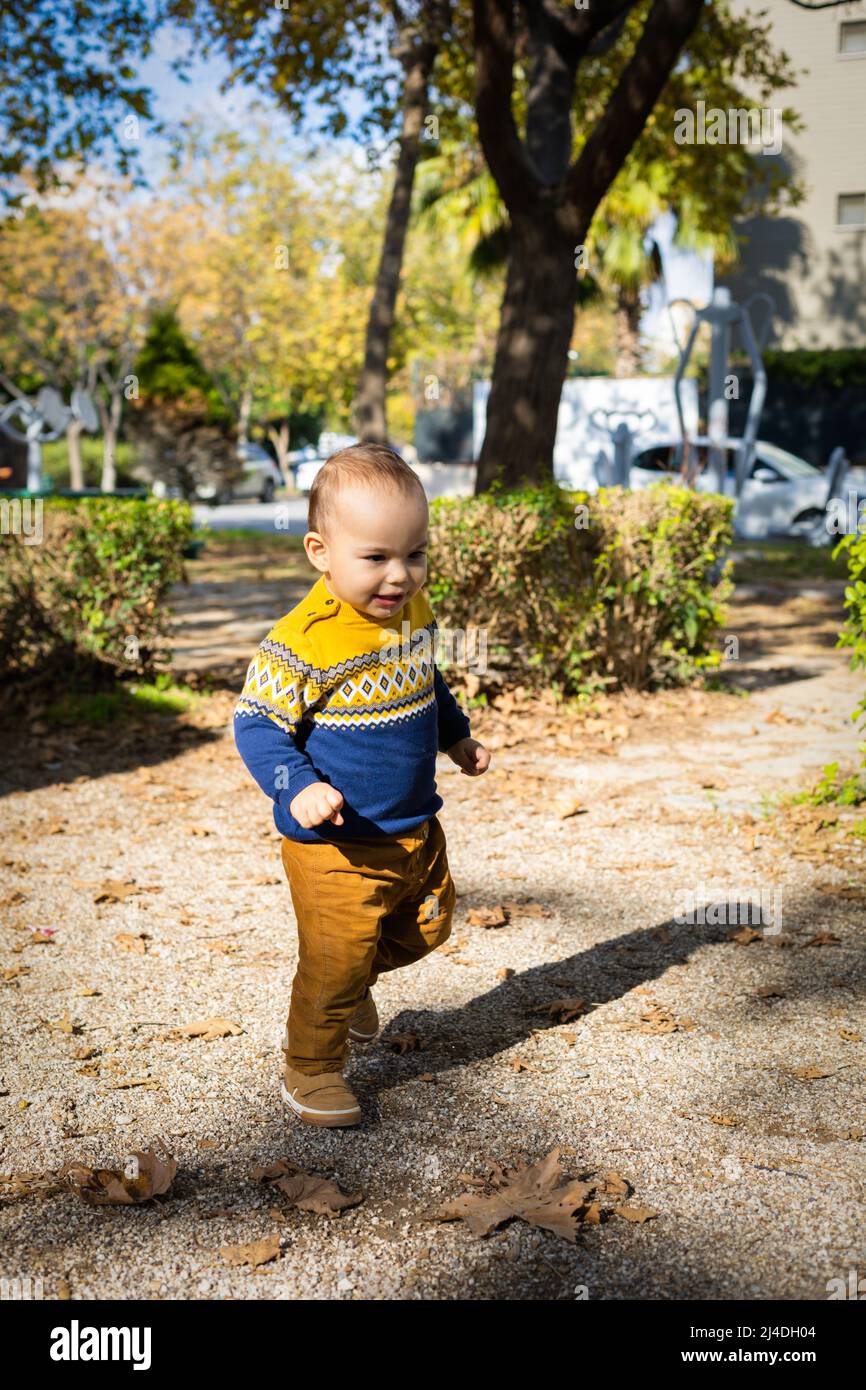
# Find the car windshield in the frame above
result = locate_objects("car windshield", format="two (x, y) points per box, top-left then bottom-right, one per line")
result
(756, 442), (818, 477)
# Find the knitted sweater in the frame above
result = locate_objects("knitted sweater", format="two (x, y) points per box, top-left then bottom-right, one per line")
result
(233, 575), (472, 843)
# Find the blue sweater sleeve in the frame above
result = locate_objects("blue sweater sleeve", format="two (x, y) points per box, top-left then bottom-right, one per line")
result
(434, 664), (472, 753)
(233, 630), (327, 816)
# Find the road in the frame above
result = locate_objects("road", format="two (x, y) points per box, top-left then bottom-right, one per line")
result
(192, 498), (309, 534)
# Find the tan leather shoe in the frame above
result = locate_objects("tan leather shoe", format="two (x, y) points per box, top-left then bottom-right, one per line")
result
(280, 1065), (362, 1127)
(348, 987), (380, 1043)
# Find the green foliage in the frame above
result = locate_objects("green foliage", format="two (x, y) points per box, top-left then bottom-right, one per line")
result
(428, 482), (734, 694)
(834, 527), (866, 764)
(0, 498), (194, 694)
(133, 306), (231, 426)
(762, 349), (866, 391)
(793, 762), (866, 808)
(0, 1), (156, 196)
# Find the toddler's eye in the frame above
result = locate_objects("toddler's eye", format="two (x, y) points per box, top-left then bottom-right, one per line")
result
(365, 555), (385, 562)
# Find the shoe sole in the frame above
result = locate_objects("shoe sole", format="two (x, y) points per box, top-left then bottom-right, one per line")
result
(280, 1077), (362, 1127)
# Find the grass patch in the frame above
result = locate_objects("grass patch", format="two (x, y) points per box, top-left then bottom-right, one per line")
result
(45, 678), (197, 728)
(729, 540), (848, 584)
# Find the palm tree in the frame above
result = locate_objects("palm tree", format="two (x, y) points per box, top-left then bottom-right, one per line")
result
(415, 143), (739, 378)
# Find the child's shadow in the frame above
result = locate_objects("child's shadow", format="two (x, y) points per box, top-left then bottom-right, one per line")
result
(351, 909), (738, 1106)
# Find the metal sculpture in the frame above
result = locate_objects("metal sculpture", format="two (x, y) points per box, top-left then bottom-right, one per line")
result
(671, 287), (774, 497)
(589, 406), (659, 486)
(0, 382), (99, 490)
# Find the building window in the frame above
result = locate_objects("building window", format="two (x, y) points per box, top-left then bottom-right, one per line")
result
(837, 193), (866, 227)
(839, 20), (866, 54)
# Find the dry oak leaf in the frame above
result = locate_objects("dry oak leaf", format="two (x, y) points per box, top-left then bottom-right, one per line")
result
(553, 797), (588, 820)
(60, 1149), (177, 1205)
(219, 1233), (281, 1269)
(159, 1017), (244, 1042)
(788, 1065), (835, 1080)
(539, 996), (588, 1024)
(384, 1031), (422, 1054)
(616, 1205), (659, 1224)
(800, 932), (841, 948)
(94, 881), (147, 903)
(728, 927), (763, 945)
(436, 1147), (598, 1242)
(467, 905), (509, 929)
(1, 890), (27, 907)
(253, 1159), (363, 1216)
(839, 1029), (862, 1043)
(623, 1002), (694, 1035)
(501, 899), (551, 919)
(114, 932), (149, 954)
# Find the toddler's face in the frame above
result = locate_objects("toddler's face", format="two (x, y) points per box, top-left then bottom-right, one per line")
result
(310, 484), (428, 620)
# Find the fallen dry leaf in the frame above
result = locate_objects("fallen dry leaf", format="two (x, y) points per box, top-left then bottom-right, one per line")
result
(60, 1149), (177, 1205)
(219, 1233), (281, 1268)
(616, 1205), (659, 1224)
(114, 932), (149, 954)
(94, 881), (147, 903)
(728, 927), (763, 945)
(159, 1017), (244, 1042)
(467, 905), (509, 929)
(436, 1147), (617, 1242)
(538, 996), (588, 1024)
(253, 1159), (363, 1216)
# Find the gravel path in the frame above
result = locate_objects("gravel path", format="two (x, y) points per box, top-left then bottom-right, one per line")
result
(1, 580), (864, 1301)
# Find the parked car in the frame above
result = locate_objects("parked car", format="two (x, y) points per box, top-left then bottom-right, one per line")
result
(628, 438), (863, 542)
(196, 442), (284, 505)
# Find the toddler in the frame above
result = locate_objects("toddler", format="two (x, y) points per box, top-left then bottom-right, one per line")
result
(234, 443), (490, 1126)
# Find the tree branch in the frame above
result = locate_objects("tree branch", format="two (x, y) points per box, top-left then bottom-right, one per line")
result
(564, 0), (704, 231)
(473, 0), (540, 214)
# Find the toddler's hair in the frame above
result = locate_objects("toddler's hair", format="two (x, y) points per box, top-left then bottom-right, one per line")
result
(308, 443), (426, 537)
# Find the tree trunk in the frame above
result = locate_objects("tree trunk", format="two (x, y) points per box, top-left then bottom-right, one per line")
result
(474, 215), (579, 493)
(613, 290), (643, 378)
(237, 382), (253, 446)
(99, 387), (123, 491)
(353, 31), (440, 443)
(268, 420), (291, 479)
(66, 419), (85, 490)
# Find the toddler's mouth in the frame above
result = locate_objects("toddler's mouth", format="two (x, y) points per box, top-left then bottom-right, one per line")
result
(373, 592), (406, 606)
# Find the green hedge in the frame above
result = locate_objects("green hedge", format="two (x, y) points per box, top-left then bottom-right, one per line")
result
(835, 528), (866, 762)
(428, 482), (734, 693)
(761, 348), (866, 391)
(0, 497), (194, 692)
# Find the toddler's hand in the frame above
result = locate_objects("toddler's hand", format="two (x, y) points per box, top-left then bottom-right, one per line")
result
(290, 782), (345, 828)
(446, 737), (491, 777)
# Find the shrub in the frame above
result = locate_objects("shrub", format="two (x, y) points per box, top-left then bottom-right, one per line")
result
(0, 497), (194, 694)
(428, 481), (733, 694)
(834, 528), (866, 763)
